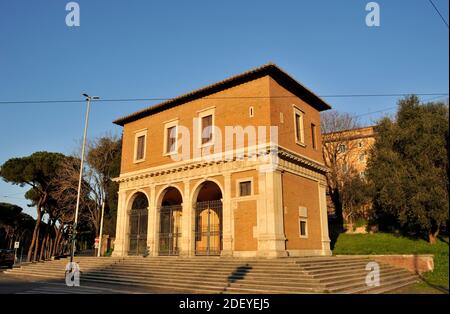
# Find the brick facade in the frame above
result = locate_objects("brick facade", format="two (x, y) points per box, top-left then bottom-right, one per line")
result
(112, 64), (332, 257)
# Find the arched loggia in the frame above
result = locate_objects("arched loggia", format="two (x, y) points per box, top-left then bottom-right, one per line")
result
(128, 192), (149, 256)
(193, 181), (223, 256)
(158, 187), (183, 256)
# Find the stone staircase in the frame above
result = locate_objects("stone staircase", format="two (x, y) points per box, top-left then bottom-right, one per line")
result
(3, 256), (418, 294)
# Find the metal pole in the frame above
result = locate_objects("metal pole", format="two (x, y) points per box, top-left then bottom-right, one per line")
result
(70, 96), (91, 265)
(97, 200), (105, 257)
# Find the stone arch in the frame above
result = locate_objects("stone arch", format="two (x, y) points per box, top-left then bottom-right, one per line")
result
(155, 184), (184, 207)
(157, 185), (183, 256)
(191, 180), (224, 256)
(190, 178), (224, 205)
(126, 190), (150, 256)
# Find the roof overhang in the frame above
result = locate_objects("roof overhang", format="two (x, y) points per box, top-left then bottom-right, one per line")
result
(113, 63), (332, 126)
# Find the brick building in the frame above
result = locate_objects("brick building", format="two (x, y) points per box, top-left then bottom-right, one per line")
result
(112, 64), (332, 258)
(322, 126), (376, 219)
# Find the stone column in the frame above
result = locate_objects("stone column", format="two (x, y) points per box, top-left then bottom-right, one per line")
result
(256, 168), (287, 257)
(221, 172), (233, 256)
(147, 184), (157, 256)
(180, 180), (192, 256)
(318, 181), (332, 256)
(112, 189), (128, 257)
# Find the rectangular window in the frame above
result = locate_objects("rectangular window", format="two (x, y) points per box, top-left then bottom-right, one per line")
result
(201, 114), (213, 144)
(311, 123), (317, 149)
(163, 119), (178, 156)
(299, 206), (308, 238)
(293, 107), (304, 145)
(239, 181), (252, 197)
(166, 126), (177, 154)
(134, 129), (147, 163)
(299, 219), (307, 237)
(136, 136), (145, 160)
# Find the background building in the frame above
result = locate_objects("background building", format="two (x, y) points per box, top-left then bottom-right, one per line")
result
(322, 126), (376, 226)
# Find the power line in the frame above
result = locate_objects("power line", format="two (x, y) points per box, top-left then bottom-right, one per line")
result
(0, 93), (448, 105)
(353, 95), (449, 118)
(428, 0), (449, 28)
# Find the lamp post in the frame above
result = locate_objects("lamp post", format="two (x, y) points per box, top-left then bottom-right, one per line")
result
(70, 93), (99, 265)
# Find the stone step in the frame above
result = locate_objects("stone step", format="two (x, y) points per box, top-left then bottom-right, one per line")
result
(327, 273), (418, 293)
(295, 257), (370, 266)
(85, 270), (312, 283)
(86, 269), (317, 282)
(311, 265), (404, 279)
(107, 263), (304, 272)
(97, 263), (306, 273)
(4, 256), (418, 294)
(304, 263), (389, 275)
(81, 274), (322, 294)
(81, 276), (227, 294)
(300, 260), (375, 271)
(320, 268), (410, 288)
(81, 272), (322, 291)
(113, 260), (302, 267)
(359, 277), (419, 294)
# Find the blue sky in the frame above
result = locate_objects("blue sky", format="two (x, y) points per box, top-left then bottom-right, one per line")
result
(0, 0), (448, 217)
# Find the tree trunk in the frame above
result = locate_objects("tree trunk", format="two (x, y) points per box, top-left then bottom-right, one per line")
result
(428, 230), (439, 244)
(52, 227), (61, 257)
(39, 223), (50, 261)
(33, 227), (40, 262)
(27, 208), (41, 262)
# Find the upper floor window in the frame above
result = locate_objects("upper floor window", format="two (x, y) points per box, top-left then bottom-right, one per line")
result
(201, 115), (213, 144)
(197, 107), (215, 147)
(311, 123), (317, 150)
(134, 129), (147, 163)
(293, 106), (305, 145)
(163, 120), (178, 155)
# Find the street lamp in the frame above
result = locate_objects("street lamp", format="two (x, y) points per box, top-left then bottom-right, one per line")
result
(70, 93), (100, 265)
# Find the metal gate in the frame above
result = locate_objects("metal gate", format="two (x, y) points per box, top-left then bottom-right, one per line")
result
(195, 200), (222, 256)
(128, 208), (148, 256)
(158, 205), (182, 255)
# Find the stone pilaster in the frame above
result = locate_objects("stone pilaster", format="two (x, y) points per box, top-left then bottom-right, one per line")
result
(256, 168), (287, 257)
(221, 172), (233, 256)
(180, 180), (192, 256)
(112, 190), (127, 257)
(147, 185), (157, 256)
(318, 182), (332, 256)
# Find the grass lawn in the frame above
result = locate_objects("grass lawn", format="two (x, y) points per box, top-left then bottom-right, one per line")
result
(332, 233), (449, 294)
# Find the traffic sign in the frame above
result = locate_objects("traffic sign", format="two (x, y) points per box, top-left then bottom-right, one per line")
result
(14, 241), (19, 249)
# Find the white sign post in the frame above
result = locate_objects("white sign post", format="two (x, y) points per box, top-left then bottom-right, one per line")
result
(13, 242), (19, 265)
